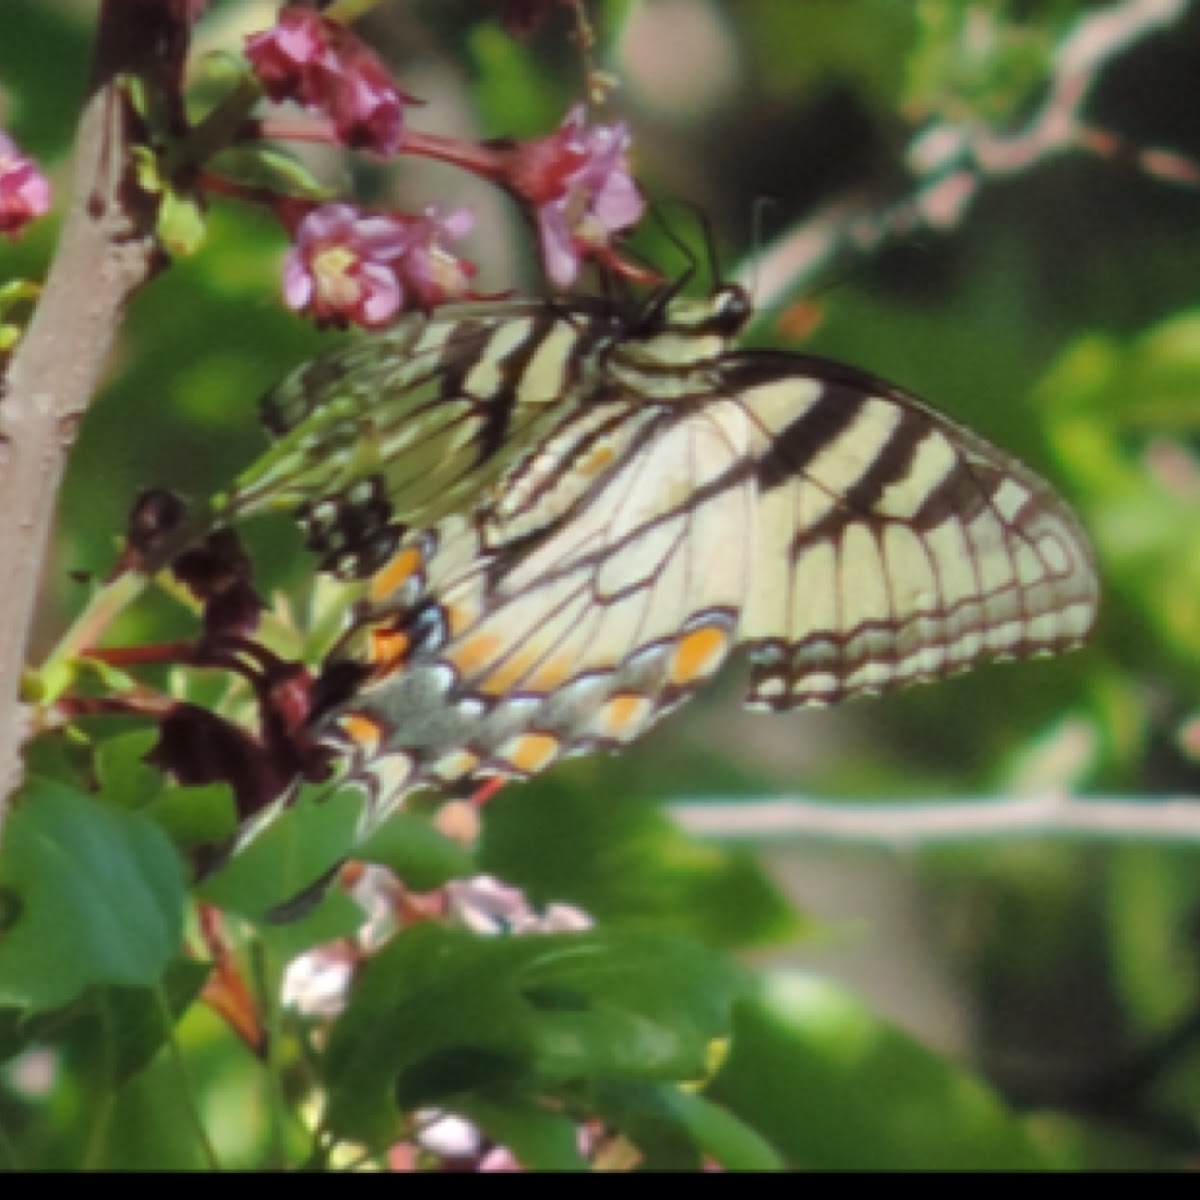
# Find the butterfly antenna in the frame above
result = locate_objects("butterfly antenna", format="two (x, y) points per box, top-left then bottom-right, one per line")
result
(632, 199), (720, 331)
(746, 195), (779, 305)
(646, 199), (705, 286)
(695, 202), (723, 290)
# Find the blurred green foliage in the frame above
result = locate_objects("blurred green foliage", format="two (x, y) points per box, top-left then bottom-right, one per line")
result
(3, 0), (1200, 1171)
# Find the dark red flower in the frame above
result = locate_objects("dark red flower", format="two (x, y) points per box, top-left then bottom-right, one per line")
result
(172, 528), (265, 638)
(146, 702), (297, 824)
(245, 7), (411, 155)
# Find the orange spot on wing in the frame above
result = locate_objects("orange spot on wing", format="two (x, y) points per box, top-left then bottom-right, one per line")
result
(578, 443), (615, 477)
(669, 625), (730, 686)
(368, 545), (423, 603)
(448, 631), (505, 678)
(598, 692), (651, 737)
(524, 655), (572, 691)
(502, 732), (560, 774)
(442, 601), (476, 637)
(340, 712), (385, 755)
(369, 627), (410, 675)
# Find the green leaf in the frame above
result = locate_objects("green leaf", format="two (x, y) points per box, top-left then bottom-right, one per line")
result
(321, 924), (746, 1142)
(143, 782), (239, 850)
(94, 730), (166, 810)
(709, 972), (1072, 1170)
(0, 780), (186, 1013)
(467, 25), (565, 137)
(481, 761), (800, 947)
(0, 959), (208, 1086)
(655, 1089), (784, 1170)
(458, 1093), (590, 1171)
(1107, 845), (1198, 1034)
(1037, 322), (1200, 674)
(357, 812), (476, 892)
(196, 782), (361, 924)
(206, 145), (333, 201)
(583, 1078), (784, 1170)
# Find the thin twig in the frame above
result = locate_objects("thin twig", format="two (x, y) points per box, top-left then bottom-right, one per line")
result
(670, 793), (1200, 849)
(738, 0), (1193, 314)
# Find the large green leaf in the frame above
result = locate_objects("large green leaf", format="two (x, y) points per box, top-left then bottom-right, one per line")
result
(196, 782), (360, 922)
(0, 781), (186, 1012)
(321, 923), (746, 1143)
(709, 971), (1073, 1170)
(0, 959), (208, 1085)
(356, 812), (476, 892)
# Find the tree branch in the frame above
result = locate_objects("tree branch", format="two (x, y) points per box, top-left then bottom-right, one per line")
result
(0, 2), (188, 839)
(670, 793), (1200, 849)
(737, 0), (1193, 314)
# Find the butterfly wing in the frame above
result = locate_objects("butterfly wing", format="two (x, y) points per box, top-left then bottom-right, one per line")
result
(317, 392), (759, 824)
(726, 352), (1099, 707)
(214, 299), (622, 577)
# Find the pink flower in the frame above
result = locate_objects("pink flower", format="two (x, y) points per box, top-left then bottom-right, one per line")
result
(245, 6), (330, 99)
(504, 105), (645, 287)
(284, 203), (409, 327)
(282, 202), (475, 327)
(445, 874), (593, 935)
(395, 206), (476, 309)
(245, 7), (410, 155)
(325, 34), (409, 155)
(0, 133), (51, 240)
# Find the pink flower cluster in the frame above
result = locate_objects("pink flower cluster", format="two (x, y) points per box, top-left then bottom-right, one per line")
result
(244, 11), (646, 314)
(0, 133), (50, 240)
(283, 202), (475, 327)
(245, 6), (411, 155)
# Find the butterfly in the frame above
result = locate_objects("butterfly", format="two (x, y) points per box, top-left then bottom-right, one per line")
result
(187, 279), (1098, 835)
(169, 274), (1099, 830)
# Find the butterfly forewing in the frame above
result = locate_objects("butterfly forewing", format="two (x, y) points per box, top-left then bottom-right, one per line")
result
(723, 354), (1099, 707)
(218, 299), (623, 574)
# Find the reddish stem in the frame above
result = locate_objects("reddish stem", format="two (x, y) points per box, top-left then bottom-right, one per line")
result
(198, 903), (267, 1058)
(84, 640), (201, 668)
(401, 130), (509, 180)
(54, 693), (178, 721)
(470, 777), (506, 809)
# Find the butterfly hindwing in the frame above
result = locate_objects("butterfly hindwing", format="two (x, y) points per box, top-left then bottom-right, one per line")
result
(322, 392), (756, 815)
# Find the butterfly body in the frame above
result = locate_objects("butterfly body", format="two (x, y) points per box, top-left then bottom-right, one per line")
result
(231, 284), (1098, 832)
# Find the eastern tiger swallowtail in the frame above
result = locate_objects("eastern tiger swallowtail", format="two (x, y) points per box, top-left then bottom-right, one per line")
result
(194, 280), (1097, 832)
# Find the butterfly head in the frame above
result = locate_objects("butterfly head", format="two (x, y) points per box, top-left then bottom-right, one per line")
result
(622, 282), (752, 372)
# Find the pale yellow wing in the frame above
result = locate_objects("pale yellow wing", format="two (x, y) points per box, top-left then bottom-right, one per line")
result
(723, 354), (1098, 707)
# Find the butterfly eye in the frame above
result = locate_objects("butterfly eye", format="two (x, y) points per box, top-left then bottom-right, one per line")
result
(708, 283), (752, 336)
